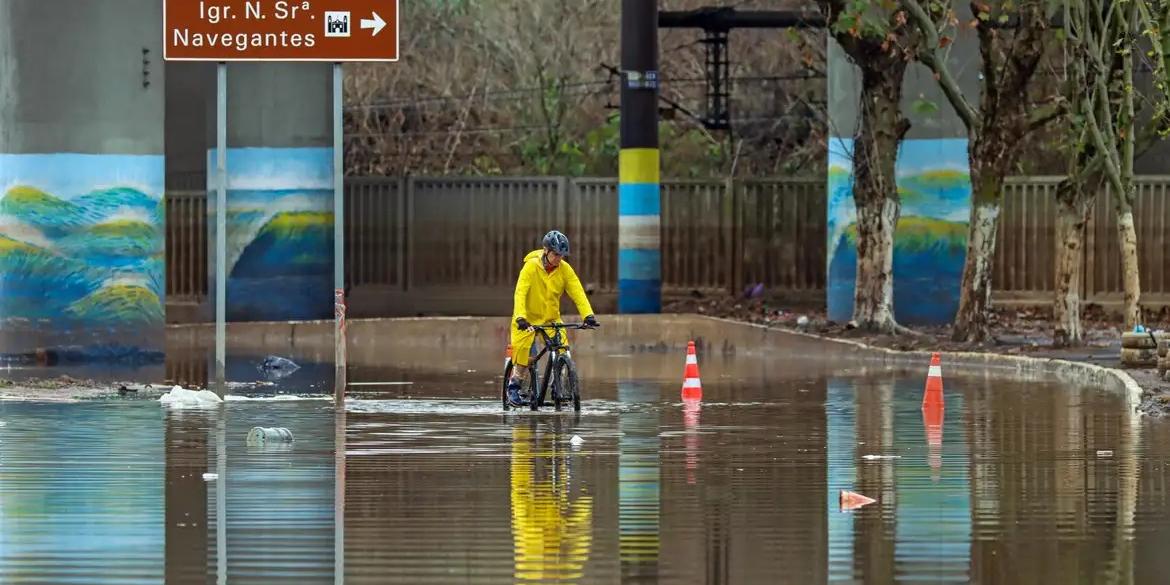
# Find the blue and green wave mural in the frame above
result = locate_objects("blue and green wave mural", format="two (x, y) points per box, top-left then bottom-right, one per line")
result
(0, 153), (165, 361)
(207, 147), (333, 322)
(827, 138), (971, 325)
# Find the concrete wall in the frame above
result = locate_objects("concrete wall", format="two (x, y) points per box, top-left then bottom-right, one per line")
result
(0, 0), (166, 362)
(165, 62), (214, 188)
(825, 2), (980, 325)
(205, 63), (335, 322)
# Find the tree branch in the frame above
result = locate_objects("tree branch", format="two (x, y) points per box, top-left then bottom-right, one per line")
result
(1027, 99), (1068, 132)
(1084, 80), (1125, 193)
(900, 0), (979, 130)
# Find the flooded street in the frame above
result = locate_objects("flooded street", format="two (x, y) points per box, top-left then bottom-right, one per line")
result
(2, 350), (1169, 583)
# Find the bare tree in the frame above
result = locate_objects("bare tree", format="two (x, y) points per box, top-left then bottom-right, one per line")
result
(902, 0), (1064, 342)
(343, 0), (826, 177)
(816, 1), (922, 333)
(1066, 0), (1147, 328)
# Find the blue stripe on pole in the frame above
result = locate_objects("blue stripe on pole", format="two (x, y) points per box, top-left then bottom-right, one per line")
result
(618, 279), (662, 313)
(618, 182), (660, 216)
(618, 248), (661, 281)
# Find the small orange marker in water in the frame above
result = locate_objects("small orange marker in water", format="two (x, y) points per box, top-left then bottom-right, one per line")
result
(840, 490), (876, 510)
(681, 340), (703, 400)
(922, 352), (944, 409)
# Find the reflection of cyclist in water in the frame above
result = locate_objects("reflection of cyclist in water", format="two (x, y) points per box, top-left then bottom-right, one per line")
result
(510, 418), (593, 581)
(507, 230), (600, 406)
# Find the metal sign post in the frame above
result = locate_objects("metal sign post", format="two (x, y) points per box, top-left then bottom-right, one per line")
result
(215, 62), (227, 396)
(333, 62), (346, 401)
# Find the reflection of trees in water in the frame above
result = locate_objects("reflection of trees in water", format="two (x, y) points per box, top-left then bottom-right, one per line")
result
(851, 375), (897, 583)
(510, 417), (594, 582)
(967, 381), (1139, 584)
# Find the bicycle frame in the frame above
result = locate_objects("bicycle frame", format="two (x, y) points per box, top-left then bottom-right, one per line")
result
(528, 323), (585, 363)
(519, 322), (593, 410)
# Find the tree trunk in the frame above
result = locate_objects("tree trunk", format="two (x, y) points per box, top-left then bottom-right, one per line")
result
(853, 197), (900, 331)
(849, 59), (908, 334)
(1117, 1), (1142, 330)
(952, 200), (1001, 342)
(1116, 198), (1143, 328)
(1053, 180), (1092, 348)
(952, 139), (1007, 343)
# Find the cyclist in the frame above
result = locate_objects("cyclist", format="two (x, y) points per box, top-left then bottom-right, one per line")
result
(506, 230), (600, 406)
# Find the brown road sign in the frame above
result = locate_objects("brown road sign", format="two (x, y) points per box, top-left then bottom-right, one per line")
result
(164, 0), (399, 61)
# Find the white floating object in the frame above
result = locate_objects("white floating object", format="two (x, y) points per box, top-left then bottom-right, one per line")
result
(202, 473), (218, 481)
(570, 435), (584, 446)
(159, 386), (223, 407)
(1097, 450), (1114, 457)
(862, 454), (902, 460)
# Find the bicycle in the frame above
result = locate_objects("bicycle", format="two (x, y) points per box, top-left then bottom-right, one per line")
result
(501, 322), (595, 412)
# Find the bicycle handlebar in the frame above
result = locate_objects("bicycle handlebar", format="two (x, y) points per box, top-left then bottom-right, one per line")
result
(529, 322), (596, 330)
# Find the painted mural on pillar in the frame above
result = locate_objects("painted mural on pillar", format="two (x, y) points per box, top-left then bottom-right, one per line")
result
(206, 147), (333, 322)
(0, 153), (165, 361)
(826, 138), (971, 325)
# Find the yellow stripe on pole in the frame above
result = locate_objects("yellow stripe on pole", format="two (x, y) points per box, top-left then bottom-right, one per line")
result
(619, 148), (660, 185)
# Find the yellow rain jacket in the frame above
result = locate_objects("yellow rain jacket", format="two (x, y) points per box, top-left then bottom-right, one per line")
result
(510, 249), (594, 366)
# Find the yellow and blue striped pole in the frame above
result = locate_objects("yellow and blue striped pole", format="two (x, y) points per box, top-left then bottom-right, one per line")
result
(618, 0), (661, 313)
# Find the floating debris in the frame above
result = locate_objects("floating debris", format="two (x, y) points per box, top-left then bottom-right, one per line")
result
(257, 355), (300, 380)
(159, 386), (222, 407)
(247, 426), (295, 446)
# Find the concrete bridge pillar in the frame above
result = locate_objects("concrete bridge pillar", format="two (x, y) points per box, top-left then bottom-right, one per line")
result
(206, 62), (334, 322)
(0, 0), (166, 363)
(825, 2), (981, 325)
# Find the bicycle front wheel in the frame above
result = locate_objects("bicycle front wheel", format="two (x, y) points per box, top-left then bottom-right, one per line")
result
(554, 354), (581, 412)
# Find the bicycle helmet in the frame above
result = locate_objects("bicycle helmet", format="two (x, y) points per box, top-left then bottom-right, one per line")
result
(542, 230), (570, 256)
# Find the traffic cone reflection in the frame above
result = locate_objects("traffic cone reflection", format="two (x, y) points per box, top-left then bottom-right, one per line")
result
(683, 396), (700, 484)
(923, 402), (944, 482)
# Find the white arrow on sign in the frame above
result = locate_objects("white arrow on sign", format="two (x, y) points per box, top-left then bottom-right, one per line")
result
(360, 12), (386, 36)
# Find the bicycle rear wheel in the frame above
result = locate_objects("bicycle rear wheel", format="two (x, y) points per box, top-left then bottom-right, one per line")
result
(502, 359), (539, 411)
(501, 359), (514, 411)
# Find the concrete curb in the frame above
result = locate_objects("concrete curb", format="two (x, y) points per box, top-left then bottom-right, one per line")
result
(698, 316), (1145, 411)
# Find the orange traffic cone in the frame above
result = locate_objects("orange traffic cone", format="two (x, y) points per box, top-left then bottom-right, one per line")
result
(682, 341), (703, 400)
(922, 352), (944, 409)
(840, 490), (876, 510)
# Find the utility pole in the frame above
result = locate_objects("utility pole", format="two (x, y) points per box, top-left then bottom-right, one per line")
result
(618, 0), (661, 314)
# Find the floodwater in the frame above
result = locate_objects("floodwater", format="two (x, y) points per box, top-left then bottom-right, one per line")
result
(2, 349), (1170, 584)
